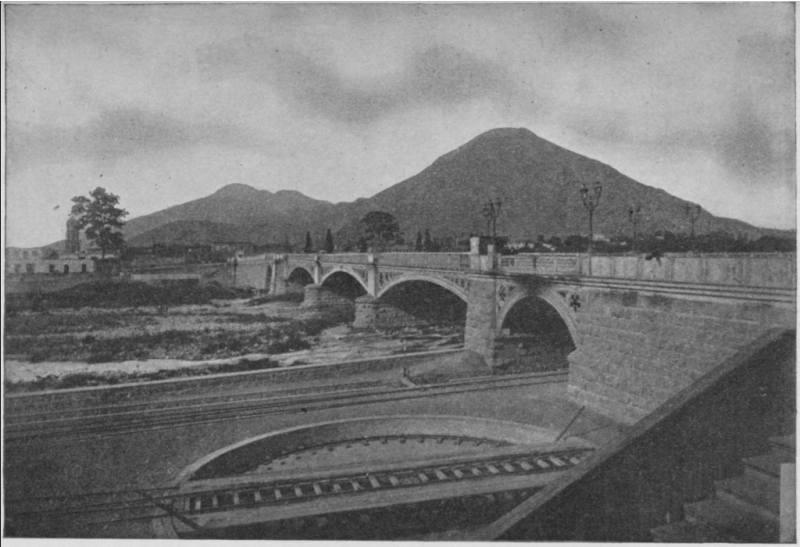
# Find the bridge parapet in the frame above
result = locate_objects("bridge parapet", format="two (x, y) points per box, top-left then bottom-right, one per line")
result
(282, 252), (794, 290)
(584, 253), (795, 289)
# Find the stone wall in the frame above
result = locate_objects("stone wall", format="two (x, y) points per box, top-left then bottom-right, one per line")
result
(569, 287), (796, 424)
(474, 329), (795, 541)
(234, 257), (269, 290)
(5, 349), (465, 419)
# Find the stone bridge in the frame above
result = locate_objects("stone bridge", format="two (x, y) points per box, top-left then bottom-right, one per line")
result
(269, 242), (795, 423)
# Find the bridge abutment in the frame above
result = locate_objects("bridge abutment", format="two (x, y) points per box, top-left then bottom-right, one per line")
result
(568, 288), (795, 424)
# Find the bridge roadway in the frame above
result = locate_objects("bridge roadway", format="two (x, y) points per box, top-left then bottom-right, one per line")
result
(4, 365), (626, 538)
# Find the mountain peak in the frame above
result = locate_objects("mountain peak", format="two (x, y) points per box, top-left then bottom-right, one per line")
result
(213, 184), (267, 198)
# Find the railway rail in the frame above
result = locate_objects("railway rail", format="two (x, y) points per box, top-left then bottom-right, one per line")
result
(6, 440), (593, 535)
(5, 370), (567, 444)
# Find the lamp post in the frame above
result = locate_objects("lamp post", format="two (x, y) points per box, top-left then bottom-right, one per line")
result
(628, 204), (643, 252)
(580, 182), (603, 253)
(482, 198), (502, 242)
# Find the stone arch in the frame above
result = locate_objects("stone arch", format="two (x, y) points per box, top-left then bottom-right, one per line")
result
(320, 267), (369, 294)
(498, 285), (580, 346)
(286, 265), (314, 284)
(377, 273), (467, 302)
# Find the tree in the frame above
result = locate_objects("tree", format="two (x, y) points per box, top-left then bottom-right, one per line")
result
(414, 230), (423, 252)
(304, 231), (314, 253)
(70, 187), (128, 259)
(324, 229), (335, 253)
(423, 228), (433, 252)
(357, 211), (401, 251)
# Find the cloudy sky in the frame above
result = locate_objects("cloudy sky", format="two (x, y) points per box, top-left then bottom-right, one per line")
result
(4, 3), (796, 248)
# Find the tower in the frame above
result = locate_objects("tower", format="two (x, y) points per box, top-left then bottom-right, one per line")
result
(66, 215), (81, 253)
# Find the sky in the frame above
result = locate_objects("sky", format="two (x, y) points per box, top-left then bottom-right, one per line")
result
(3, 2), (796, 248)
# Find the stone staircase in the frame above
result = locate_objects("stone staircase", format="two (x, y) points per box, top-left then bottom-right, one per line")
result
(652, 434), (795, 543)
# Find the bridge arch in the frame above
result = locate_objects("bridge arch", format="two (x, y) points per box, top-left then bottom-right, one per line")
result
(377, 273), (467, 302)
(286, 265), (315, 285)
(497, 285), (579, 346)
(320, 267), (369, 295)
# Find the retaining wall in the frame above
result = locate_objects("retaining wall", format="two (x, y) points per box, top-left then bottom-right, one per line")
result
(4, 349), (465, 418)
(569, 287), (796, 424)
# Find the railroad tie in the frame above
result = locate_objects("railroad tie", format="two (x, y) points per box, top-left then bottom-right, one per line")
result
(254, 491), (262, 503)
(535, 459), (550, 469)
(313, 483), (323, 495)
(388, 475), (400, 486)
(452, 469), (464, 479)
(518, 461), (534, 471)
(569, 456), (582, 465)
(368, 475), (381, 489)
(485, 464), (501, 474)
(471, 467), (482, 476)
(549, 456), (566, 467)
(294, 485), (304, 497)
(417, 472), (429, 483)
(274, 488), (283, 500)
(434, 469), (448, 480)
(211, 495), (219, 509)
(332, 483), (342, 493)
(193, 498), (201, 511)
(502, 463), (516, 473)
(232, 492), (240, 506)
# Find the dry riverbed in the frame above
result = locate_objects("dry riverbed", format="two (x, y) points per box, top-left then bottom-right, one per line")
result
(4, 297), (462, 391)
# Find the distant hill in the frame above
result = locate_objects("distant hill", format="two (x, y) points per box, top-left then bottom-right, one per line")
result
(119, 128), (791, 250)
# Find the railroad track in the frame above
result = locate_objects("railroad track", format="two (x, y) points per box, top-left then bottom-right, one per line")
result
(6, 442), (594, 534)
(5, 371), (567, 444)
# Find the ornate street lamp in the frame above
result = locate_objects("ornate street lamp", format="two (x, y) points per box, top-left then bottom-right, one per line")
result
(628, 204), (643, 252)
(482, 198), (503, 241)
(580, 182), (602, 253)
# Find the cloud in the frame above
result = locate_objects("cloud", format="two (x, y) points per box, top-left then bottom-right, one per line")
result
(7, 108), (259, 166)
(197, 38), (513, 124)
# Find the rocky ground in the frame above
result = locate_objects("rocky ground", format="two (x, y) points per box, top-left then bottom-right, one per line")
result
(4, 297), (462, 391)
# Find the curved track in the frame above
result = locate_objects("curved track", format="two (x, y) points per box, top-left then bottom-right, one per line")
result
(5, 371), (567, 444)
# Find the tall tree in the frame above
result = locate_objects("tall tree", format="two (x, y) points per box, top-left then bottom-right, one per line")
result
(70, 187), (128, 259)
(423, 228), (433, 252)
(414, 230), (423, 251)
(304, 231), (314, 253)
(324, 229), (335, 253)
(358, 211), (401, 251)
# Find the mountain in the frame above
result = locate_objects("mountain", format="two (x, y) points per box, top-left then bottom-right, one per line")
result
(122, 128), (790, 249)
(123, 184), (336, 244)
(340, 128), (778, 241)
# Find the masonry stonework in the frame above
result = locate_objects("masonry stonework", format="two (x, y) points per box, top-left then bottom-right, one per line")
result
(568, 288), (795, 424)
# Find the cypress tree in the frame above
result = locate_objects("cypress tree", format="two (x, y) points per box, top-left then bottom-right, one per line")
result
(324, 229), (334, 253)
(304, 231), (313, 253)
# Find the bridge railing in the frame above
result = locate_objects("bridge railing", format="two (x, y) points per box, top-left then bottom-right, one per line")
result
(584, 253), (796, 289)
(283, 252), (796, 289)
(318, 253), (372, 265)
(379, 252), (471, 270)
(499, 254), (582, 276)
